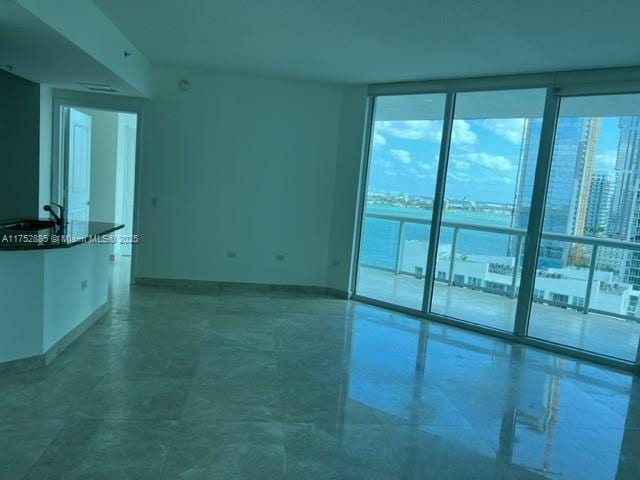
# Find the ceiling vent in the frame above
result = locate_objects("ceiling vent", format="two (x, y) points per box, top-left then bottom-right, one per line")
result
(77, 82), (118, 93)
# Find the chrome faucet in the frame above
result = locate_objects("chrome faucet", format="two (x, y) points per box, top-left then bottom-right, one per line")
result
(43, 203), (66, 227)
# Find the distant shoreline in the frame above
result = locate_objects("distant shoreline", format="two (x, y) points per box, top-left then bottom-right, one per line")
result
(366, 201), (515, 216)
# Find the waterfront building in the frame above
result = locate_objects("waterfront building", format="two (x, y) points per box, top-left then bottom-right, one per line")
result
(400, 236), (636, 317)
(432, 250), (637, 316)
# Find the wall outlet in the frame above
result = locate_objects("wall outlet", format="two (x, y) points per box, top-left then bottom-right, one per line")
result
(332, 259), (340, 267)
(151, 197), (158, 207)
(81, 280), (88, 290)
(275, 254), (285, 261)
(227, 251), (237, 259)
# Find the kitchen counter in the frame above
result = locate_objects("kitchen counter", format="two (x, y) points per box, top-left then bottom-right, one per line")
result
(0, 219), (125, 371)
(0, 219), (124, 251)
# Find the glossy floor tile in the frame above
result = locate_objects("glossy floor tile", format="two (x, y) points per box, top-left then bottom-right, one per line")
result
(2, 257), (639, 479)
(162, 421), (286, 479)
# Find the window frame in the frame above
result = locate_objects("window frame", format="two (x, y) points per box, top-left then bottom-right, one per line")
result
(351, 66), (640, 375)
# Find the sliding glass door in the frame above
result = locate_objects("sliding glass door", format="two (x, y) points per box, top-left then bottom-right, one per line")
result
(355, 85), (640, 367)
(527, 93), (640, 361)
(429, 89), (546, 331)
(356, 94), (446, 309)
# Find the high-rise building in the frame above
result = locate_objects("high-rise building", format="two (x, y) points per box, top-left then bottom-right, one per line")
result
(610, 117), (640, 286)
(512, 117), (599, 267)
(610, 117), (640, 239)
(585, 171), (615, 237)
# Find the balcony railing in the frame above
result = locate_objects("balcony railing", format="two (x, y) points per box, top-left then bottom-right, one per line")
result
(361, 208), (640, 323)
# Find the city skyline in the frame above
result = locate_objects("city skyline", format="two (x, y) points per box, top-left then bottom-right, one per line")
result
(368, 116), (621, 204)
(367, 111), (640, 285)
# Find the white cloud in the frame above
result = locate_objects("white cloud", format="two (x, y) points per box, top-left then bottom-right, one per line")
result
(373, 133), (386, 147)
(456, 152), (513, 172)
(372, 157), (393, 169)
(377, 120), (442, 142)
(595, 150), (617, 170)
(418, 161), (432, 171)
(449, 172), (471, 183)
(482, 175), (515, 185)
(377, 120), (477, 145)
(450, 159), (471, 170)
(480, 119), (525, 144)
(390, 148), (411, 164)
(452, 120), (477, 145)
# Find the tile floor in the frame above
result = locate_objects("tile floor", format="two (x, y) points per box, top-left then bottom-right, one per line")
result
(1, 258), (639, 479)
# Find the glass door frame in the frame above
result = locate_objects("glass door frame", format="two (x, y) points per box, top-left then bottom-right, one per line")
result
(351, 69), (640, 375)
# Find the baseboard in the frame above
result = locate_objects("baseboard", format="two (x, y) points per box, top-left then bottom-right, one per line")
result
(325, 287), (351, 299)
(0, 301), (110, 376)
(0, 353), (45, 376)
(135, 276), (350, 299)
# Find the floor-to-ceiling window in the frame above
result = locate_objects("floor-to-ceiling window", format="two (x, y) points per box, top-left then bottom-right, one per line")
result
(355, 81), (640, 369)
(356, 94), (446, 309)
(527, 93), (640, 361)
(429, 89), (546, 331)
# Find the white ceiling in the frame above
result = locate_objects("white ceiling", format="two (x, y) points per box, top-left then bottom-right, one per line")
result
(95, 0), (640, 84)
(0, 1), (140, 95)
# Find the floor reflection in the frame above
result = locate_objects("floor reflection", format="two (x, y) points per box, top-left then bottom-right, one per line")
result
(345, 303), (639, 479)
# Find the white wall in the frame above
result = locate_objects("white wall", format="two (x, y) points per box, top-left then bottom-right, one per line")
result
(136, 66), (344, 286)
(0, 251), (44, 362)
(78, 108), (120, 223)
(0, 243), (110, 363)
(114, 112), (138, 256)
(325, 86), (369, 292)
(42, 74), (369, 291)
(42, 243), (109, 351)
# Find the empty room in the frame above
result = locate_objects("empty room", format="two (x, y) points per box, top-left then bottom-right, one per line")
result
(1, 0), (639, 478)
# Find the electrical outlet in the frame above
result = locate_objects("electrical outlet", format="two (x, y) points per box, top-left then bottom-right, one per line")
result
(332, 259), (340, 267)
(81, 280), (88, 290)
(275, 254), (285, 261)
(151, 197), (158, 207)
(227, 251), (237, 259)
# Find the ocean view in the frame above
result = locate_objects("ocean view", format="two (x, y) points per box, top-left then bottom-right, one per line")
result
(360, 204), (514, 269)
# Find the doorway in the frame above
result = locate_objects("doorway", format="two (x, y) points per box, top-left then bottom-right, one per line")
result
(57, 105), (139, 285)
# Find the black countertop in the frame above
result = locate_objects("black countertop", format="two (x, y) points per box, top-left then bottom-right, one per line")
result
(0, 219), (125, 251)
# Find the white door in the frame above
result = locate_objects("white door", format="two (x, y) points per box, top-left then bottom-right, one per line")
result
(121, 125), (137, 255)
(66, 108), (92, 223)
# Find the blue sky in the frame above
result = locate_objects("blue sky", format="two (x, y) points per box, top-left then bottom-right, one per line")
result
(368, 116), (621, 204)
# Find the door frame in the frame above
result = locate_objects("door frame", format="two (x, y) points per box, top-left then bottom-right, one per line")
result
(51, 93), (144, 285)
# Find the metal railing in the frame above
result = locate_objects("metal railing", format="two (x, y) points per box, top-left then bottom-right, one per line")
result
(361, 208), (640, 322)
